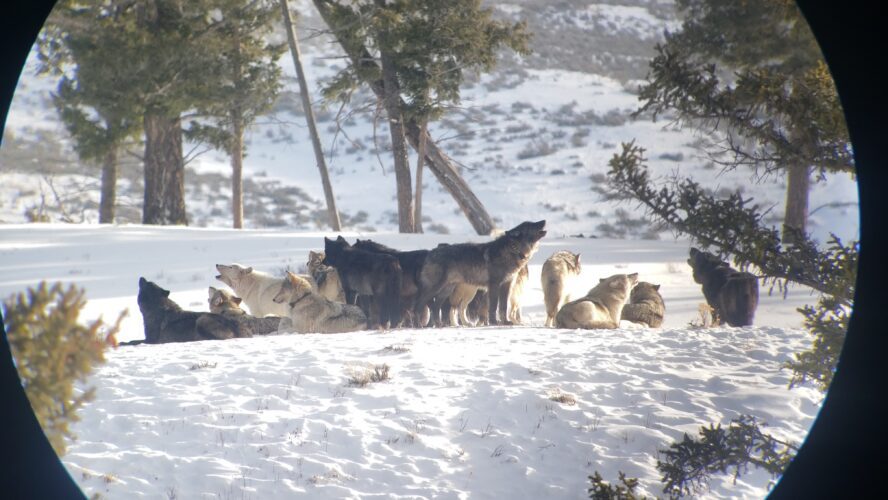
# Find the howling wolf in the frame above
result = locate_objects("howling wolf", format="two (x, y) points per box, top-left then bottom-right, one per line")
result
(323, 236), (403, 329)
(555, 273), (638, 329)
(417, 220), (547, 326)
(620, 281), (665, 328)
(208, 286), (286, 335)
(541, 251), (582, 327)
(687, 248), (758, 327)
(215, 263), (291, 318)
(272, 272), (368, 334)
(137, 277), (250, 344)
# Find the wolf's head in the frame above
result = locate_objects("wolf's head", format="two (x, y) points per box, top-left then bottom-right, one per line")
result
(208, 286), (244, 315)
(629, 282), (661, 304)
(215, 263), (253, 288)
(273, 271), (314, 305)
(687, 248), (728, 284)
(505, 220), (547, 243)
(137, 277), (172, 310)
(323, 236), (351, 264)
(597, 272), (639, 296)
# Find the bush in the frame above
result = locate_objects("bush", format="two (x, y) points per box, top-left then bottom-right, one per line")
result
(3, 282), (123, 455)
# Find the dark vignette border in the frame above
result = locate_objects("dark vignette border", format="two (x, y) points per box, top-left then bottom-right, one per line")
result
(0, 1), (883, 498)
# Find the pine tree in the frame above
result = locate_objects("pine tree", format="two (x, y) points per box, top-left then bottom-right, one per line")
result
(2, 282), (123, 456)
(314, 0), (530, 233)
(635, 0), (853, 243)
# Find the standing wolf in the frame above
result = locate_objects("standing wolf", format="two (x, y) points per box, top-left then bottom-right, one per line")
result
(272, 272), (367, 333)
(555, 273), (638, 329)
(137, 277), (251, 343)
(687, 248), (758, 327)
(208, 286), (285, 335)
(306, 251), (346, 303)
(541, 251), (582, 327)
(507, 264), (529, 324)
(620, 281), (665, 328)
(417, 220), (547, 326)
(323, 236), (403, 328)
(352, 238), (430, 327)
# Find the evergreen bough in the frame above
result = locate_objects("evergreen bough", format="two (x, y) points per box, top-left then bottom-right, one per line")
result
(3, 282), (123, 456)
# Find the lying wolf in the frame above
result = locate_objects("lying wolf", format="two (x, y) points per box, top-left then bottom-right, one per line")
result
(687, 248), (758, 327)
(137, 277), (250, 343)
(418, 220), (547, 326)
(272, 272), (367, 333)
(323, 236), (403, 329)
(307, 251), (346, 303)
(555, 273), (638, 329)
(353, 238), (430, 327)
(620, 281), (665, 328)
(208, 286), (286, 335)
(542, 251), (582, 327)
(215, 263), (291, 318)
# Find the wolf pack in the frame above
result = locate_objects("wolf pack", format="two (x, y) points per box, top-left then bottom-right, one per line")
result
(130, 220), (760, 345)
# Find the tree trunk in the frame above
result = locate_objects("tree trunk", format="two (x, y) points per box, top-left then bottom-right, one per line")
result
(413, 120), (426, 233)
(231, 116), (245, 229)
(783, 164), (811, 244)
(280, 0), (342, 231)
(312, 0), (494, 235)
(99, 147), (117, 224)
(379, 45), (415, 233)
(142, 111), (187, 225)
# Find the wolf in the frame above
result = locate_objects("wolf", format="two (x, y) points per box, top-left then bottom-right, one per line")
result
(417, 220), (547, 326)
(352, 238), (430, 327)
(542, 251), (582, 327)
(620, 281), (665, 328)
(507, 264), (529, 324)
(555, 273), (638, 329)
(441, 283), (486, 326)
(306, 251), (346, 303)
(687, 248), (758, 327)
(137, 277), (250, 344)
(272, 271), (368, 333)
(215, 263), (291, 318)
(208, 286), (286, 335)
(323, 236), (403, 328)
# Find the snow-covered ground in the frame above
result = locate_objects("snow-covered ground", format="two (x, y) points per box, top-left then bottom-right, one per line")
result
(0, 225), (824, 498)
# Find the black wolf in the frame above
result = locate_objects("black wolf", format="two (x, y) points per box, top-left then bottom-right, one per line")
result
(417, 220), (547, 326)
(137, 277), (251, 344)
(352, 238), (430, 327)
(687, 248), (759, 327)
(323, 236), (403, 328)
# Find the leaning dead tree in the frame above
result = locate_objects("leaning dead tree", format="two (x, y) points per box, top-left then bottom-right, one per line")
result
(280, 0), (342, 231)
(313, 0), (495, 235)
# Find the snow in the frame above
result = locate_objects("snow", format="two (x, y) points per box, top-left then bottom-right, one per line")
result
(0, 225), (824, 498)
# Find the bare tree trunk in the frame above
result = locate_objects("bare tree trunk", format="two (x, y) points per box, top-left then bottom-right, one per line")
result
(413, 120), (426, 233)
(280, 0), (341, 231)
(783, 164), (811, 244)
(142, 111), (187, 225)
(99, 147), (117, 224)
(231, 117), (245, 229)
(378, 45), (415, 233)
(313, 0), (494, 235)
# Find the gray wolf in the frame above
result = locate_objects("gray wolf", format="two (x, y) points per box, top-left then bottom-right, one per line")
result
(417, 220), (547, 326)
(307, 251), (346, 303)
(555, 273), (638, 329)
(323, 236), (403, 328)
(620, 281), (665, 328)
(137, 277), (251, 343)
(272, 271), (367, 333)
(208, 286), (286, 335)
(215, 263), (291, 318)
(687, 248), (758, 327)
(541, 251), (582, 327)
(352, 238), (430, 327)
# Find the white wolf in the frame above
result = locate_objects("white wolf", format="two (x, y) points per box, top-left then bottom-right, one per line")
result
(541, 251), (582, 327)
(215, 263), (304, 318)
(555, 273), (638, 329)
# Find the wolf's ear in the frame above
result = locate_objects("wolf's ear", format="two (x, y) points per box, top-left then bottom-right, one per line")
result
(208, 286), (217, 297)
(628, 273), (638, 280)
(575, 253), (581, 263)
(233, 296), (242, 305)
(653, 284), (661, 291)
(245, 267), (253, 274)
(599, 278), (605, 283)
(337, 235), (347, 243)
(139, 277), (147, 287)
